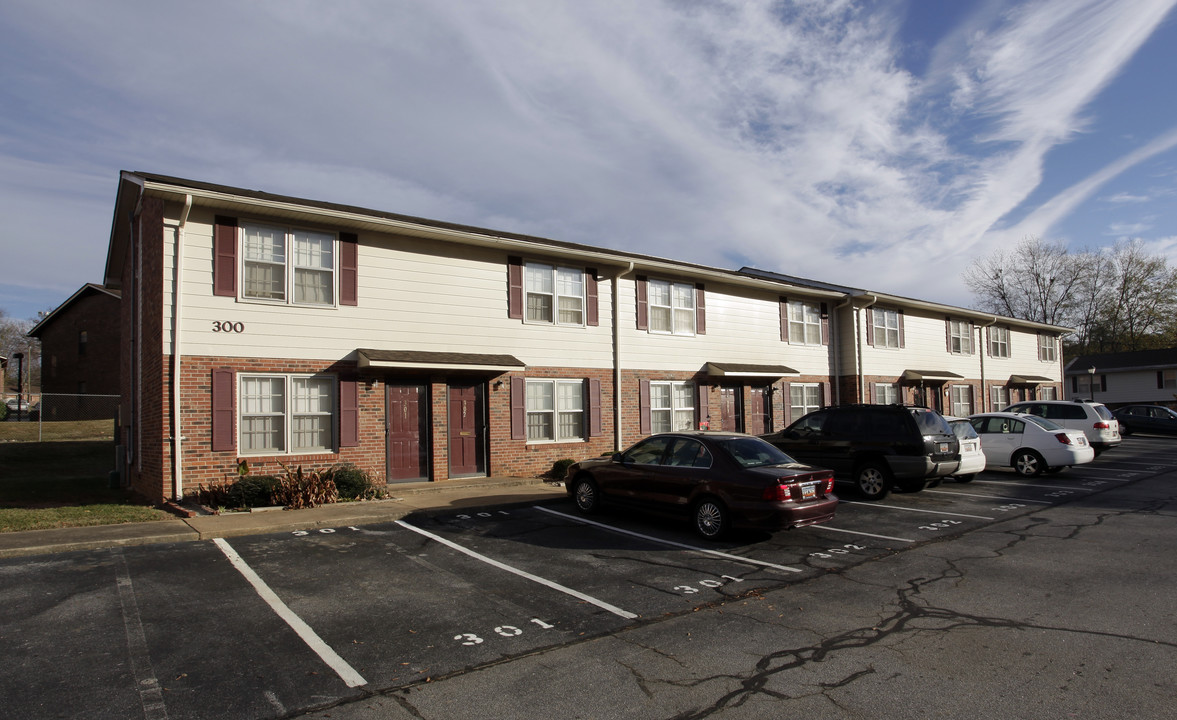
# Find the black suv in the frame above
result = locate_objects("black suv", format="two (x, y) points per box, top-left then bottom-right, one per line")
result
(761, 405), (960, 500)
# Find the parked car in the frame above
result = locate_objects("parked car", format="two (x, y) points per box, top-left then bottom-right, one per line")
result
(943, 417), (986, 482)
(1004, 400), (1120, 454)
(564, 432), (838, 540)
(760, 405), (959, 501)
(967, 412), (1094, 476)
(1111, 404), (1177, 436)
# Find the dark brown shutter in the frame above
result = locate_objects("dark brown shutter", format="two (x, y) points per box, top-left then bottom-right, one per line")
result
(946, 317), (952, 352)
(211, 367), (235, 452)
(507, 257), (524, 319)
(869, 382), (877, 404)
(213, 216), (238, 297)
(586, 269), (599, 326)
(696, 383), (708, 429)
(511, 376), (526, 439)
(865, 307), (875, 346)
(897, 310), (905, 348)
(1071, 376), (1078, 393)
(1100, 375), (1107, 392)
(986, 326), (992, 357)
(1037, 334), (1043, 361)
(781, 381), (792, 426)
(636, 276), (649, 330)
(339, 232), (358, 306)
(695, 284), (706, 334)
(822, 381), (831, 407)
(339, 378), (359, 447)
(1158, 371), (1164, 389)
(967, 323), (974, 354)
(780, 297), (789, 342)
(969, 384), (976, 414)
(639, 379), (651, 434)
(589, 378), (602, 437)
(820, 303), (830, 345)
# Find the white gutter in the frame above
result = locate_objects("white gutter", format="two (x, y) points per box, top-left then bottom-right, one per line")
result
(614, 262), (635, 451)
(855, 295), (877, 402)
(170, 194), (192, 500)
(978, 317), (997, 411)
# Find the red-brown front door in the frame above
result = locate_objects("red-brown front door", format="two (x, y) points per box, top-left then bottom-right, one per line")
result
(747, 386), (770, 435)
(720, 387), (744, 432)
(387, 384), (427, 482)
(448, 383), (486, 477)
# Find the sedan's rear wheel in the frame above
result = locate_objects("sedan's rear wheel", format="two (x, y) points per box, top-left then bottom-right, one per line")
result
(854, 462), (892, 501)
(693, 498), (730, 540)
(1013, 450), (1045, 477)
(573, 476), (601, 514)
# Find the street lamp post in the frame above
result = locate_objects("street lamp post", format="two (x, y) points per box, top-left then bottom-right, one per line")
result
(1088, 366), (1096, 401)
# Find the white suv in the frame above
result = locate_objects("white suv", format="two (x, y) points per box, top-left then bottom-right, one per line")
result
(1003, 400), (1121, 454)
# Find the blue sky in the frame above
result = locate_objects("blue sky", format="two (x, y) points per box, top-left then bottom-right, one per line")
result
(2, 0), (1176, 323)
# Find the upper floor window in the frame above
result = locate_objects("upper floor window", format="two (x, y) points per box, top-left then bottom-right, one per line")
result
(871, 308), (901, 348)
(242, 222), (335, 305)
(239, 374), (336, 455)
(990, 326), (1010, 358)
(78, 331), (88, 357)
(1038, 334), (1057, 362)
(788, 301), (822, 345)
(649, 280), (695, 335)
(525, 263), (584, 326)
(948, 319), (972, 354)
(525, 379), (585, 442)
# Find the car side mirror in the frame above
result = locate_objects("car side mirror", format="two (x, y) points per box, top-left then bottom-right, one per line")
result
(611, 452), (624, 463)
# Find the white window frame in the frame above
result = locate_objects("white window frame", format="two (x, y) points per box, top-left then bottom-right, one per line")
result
(525, 379), (585, 443)
(990, 327), (1010, 358)
(790, 383), (822, 418)
(1040, 386), (1058, 400)
(240, 221), (337, 307)
(788, 300), (822, 345)
(524, 262), (585, 327)
(650, 380), (695, 432)
(648, 279), (696, 336)
(950, 385), (972, 416)
(874, 383), (899, 405)
(873, 308), (901, 348)
(1039, 334), (1057, 362)
(238, 373), (337, 456)
(990, 385), (1008, 411)
(949, 320), (972, 355)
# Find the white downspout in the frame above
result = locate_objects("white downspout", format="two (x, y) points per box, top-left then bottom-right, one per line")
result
(978, 317), (997, 412)
(855, 295), (877, 402)
(170, 195), (192, 501)
(614, 262), (635, 452)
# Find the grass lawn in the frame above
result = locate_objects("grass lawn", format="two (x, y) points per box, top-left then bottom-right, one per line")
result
(0, 420), (171, 532)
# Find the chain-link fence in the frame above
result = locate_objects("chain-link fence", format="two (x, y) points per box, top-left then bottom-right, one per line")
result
(1, 393), (119, 442)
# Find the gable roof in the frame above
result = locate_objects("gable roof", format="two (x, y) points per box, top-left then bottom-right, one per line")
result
(1064, 347), (1177, 374)
(27, 283), (121, 338)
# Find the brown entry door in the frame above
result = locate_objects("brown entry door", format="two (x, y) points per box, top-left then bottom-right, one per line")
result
(720, 387), (744, 433)
(746, 386), (770, 435)
(387, 384), (427, 482)
(448, 383), (486, 477)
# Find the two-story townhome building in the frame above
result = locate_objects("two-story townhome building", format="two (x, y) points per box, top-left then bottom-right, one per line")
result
(103, 172), (1069, 504)
(741, 270), (1069, 417)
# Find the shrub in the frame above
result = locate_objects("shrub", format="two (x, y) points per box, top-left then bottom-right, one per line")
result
(226, 475), (279, 508)
(273, 463), (338, 509)
(325, 463), (386, 500)
(548, 458), (577, 480)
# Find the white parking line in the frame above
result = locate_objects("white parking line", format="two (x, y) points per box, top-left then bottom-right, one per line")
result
(841, 502), (994, 520)
(973, 479), (1090, 490)
(535, 507), (804, 573)
(213, 538), (368, 688)
(925, 490), (1052, 504)
(1061, 474), (1133, 482)
(395, 519), (640, 619)
(813, 525), (916, 543)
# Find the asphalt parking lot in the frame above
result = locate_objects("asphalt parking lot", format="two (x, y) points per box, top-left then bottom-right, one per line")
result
(2, 435), (1175, 719)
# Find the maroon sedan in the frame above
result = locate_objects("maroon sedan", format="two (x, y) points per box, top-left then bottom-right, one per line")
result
(564, 431), (838, 540)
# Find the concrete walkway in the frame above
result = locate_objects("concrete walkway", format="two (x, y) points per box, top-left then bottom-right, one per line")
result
(0, 477), (567, 559)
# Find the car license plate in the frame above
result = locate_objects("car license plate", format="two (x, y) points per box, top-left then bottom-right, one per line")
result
(802, 483), (817, 499)
(939, 442), (949, 453)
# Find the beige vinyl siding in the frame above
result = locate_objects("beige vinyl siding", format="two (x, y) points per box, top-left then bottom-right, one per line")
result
(985, 327), (1061, 383)
(166, 209), (614, 367)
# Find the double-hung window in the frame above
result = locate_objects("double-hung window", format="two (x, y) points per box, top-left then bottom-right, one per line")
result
(649, 280), (695, 335)
(242, 222), (336, 305)
(950, 385), (973, 416)
(650, 381), (695, 432)
(790, 383), (822, 418)
(239, 374), (336, 455)
(1038, 334), (1057, 362)
(789, 301), (822, 345)
(991, 386), (1008, 411)
(525, 379), (585, 442)
(990, 327), (1010, 358)
(874, 383), (899, 405)
(525, 263), (584, 325)
(873, 308), (901, 348)
(949, 320), (972, 354)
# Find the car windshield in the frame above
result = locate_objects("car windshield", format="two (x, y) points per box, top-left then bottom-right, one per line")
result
(910, 409), (953, 435)
(1023, 415), (1063, 431)
(949, 419), (978, 440)
(716, 437), (797, 469)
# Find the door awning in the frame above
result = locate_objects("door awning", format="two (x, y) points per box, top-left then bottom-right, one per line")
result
(1009, 374), (1053, 384)
(902, 369), (964, 382)
(358, 349), (525, 372)
(705, 362), (799, 379)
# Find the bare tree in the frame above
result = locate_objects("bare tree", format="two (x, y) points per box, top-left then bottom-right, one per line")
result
(1, 308), (40, 393)
(1097, 240), (1177, 351)
(962, 236), (1085, 326)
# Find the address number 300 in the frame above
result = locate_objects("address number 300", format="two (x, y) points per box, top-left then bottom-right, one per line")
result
(212, 321), (245, 333)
